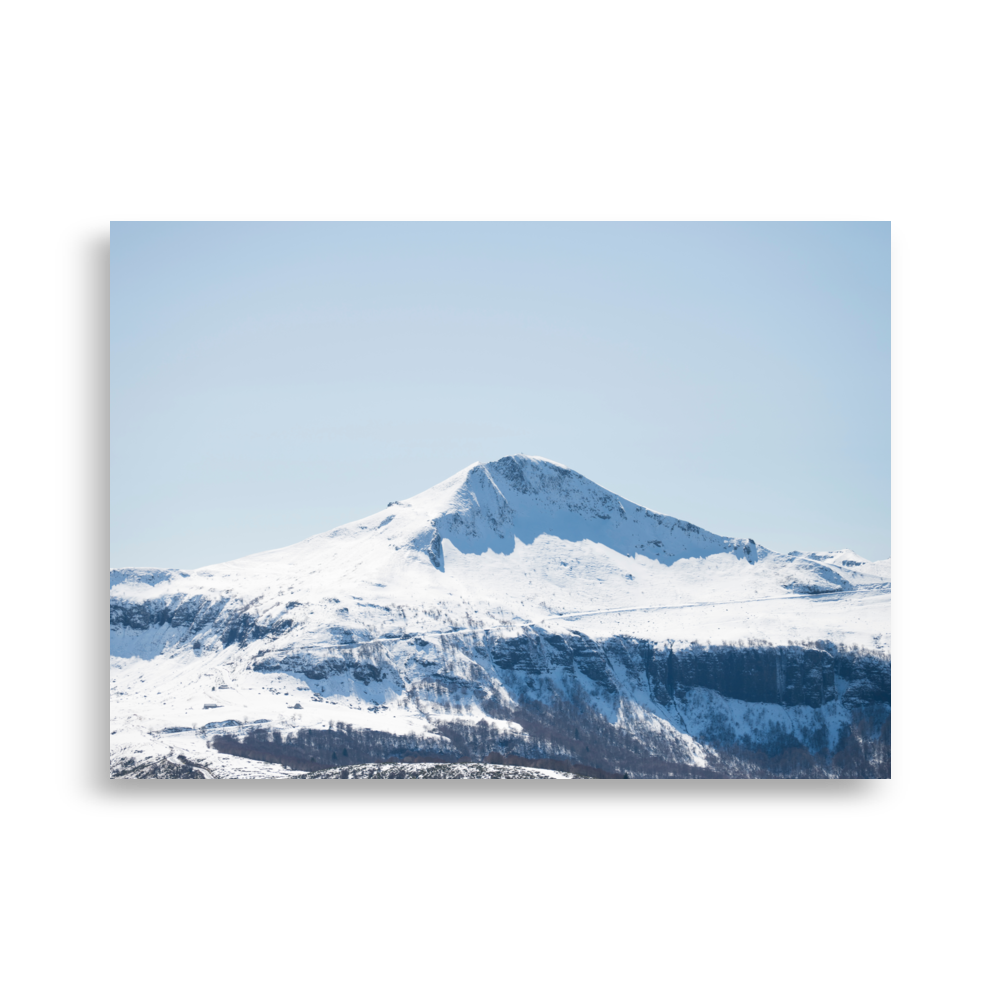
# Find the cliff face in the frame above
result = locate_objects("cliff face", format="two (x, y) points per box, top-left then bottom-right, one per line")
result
(657, 642), (858, 709)
(204, 626), (888, 775)
(113, 581), (888, 761)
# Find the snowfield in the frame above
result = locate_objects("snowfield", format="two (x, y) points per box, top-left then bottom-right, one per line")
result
(111, 455), (890, 778)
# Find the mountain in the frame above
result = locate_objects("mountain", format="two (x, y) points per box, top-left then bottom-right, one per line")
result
(110, 454), (891, 779)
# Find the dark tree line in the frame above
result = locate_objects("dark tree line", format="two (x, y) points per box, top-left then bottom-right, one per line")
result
(210, 722), (439, 771)
(210, 698), (891, 780)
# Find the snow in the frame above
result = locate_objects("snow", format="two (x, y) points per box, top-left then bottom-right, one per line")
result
(110, 454), (890, 776)
(111, 725), (306, 779)
(297, 762), (588, 779)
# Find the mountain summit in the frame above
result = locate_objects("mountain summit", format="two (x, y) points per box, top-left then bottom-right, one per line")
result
(376, 454), (759, 571)
(277, 453), (760, 579)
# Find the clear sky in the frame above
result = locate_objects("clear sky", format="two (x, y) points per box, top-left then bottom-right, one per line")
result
(111, 222), (889, 568)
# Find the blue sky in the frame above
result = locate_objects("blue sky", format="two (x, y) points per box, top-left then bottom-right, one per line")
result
(111, 222), (889, 568)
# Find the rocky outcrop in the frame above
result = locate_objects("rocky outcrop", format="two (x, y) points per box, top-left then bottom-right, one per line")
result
(111, 593), (299, 653)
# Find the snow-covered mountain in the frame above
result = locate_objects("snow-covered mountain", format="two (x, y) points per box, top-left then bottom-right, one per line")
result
(111, 455), (890, 779)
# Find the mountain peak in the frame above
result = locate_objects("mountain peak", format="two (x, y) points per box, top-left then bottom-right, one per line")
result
(399, 454), (759, 568)
(199, 456), (761, 577)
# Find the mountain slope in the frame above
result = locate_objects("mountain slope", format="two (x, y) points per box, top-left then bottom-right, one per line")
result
(110, 454), (890, 778)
